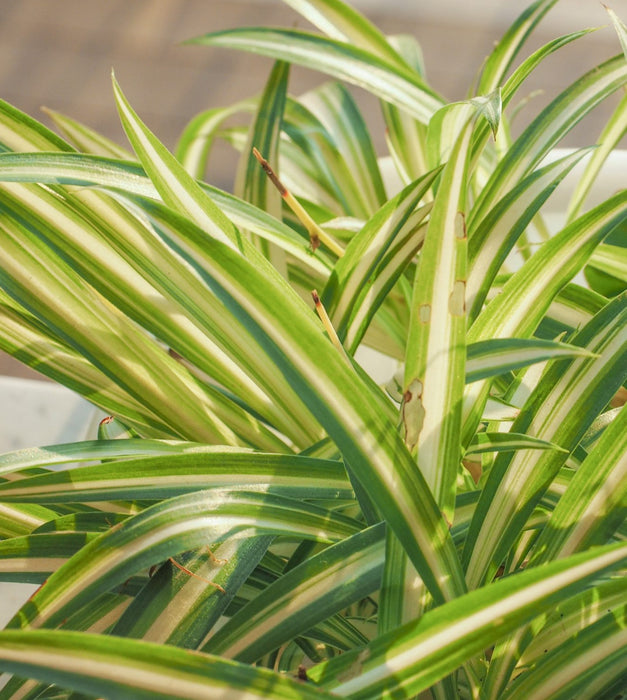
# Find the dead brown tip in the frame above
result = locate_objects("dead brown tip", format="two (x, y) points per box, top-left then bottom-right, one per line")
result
(252, 147), (287, 196)
(311, 289), (321, 305)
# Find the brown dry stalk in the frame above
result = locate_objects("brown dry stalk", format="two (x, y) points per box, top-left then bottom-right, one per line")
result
(252, 148), (344, 257)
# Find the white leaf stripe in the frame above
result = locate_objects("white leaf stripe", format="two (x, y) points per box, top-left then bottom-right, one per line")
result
(477, 0), (559, 95)
(298, 82), (386, 216)
(42, 106), (135, 159)
(530, 403), (627, 563)
(0, 194), (279, 447)
(0, 150), (333, 275)
(481, 409), (627, 698)
(501, 615), (627, 700)
(344, 222), (428, 352)
(111, 537), (271, 648)
(0, 160), (320, 446)
(465, 336), (595, 382)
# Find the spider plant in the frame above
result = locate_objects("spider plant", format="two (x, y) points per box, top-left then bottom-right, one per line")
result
(0, 0), (625, 698)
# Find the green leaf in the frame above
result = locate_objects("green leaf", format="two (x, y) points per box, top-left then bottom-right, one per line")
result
(477, 0), (559, 95)
(467, 148), (592, 321)
(566, 90), (627, 222)
(234, 60), (288, 230)
(112, 74), (239, 248)
(465, 432), (567, 456)
(464, 294), (627, 588)
(0, 298), (177, 438)
(110, 537), (273, 649)
(176, 100), (255, 179)
(480, 406), (627, 697)
(471, 54), (627, 228)
(308, 543), (627, 698)
(0, 99), (74, 154)
(279, 0), (410, 70)
(236, 61), (291, 274)
(517, 577), (626, 669)
(204, 524), (385, 661)
(586, 243), (627, 296)
(0, 198), (287, 449)
(0, 440), (227, 476)
(0, 533), (98, 584)
(322, 168), (439, 352)
(9, 490), (361, 631)
(537, 281), (607, 339)
(33, 512), (130, 535)
(0, 629), (338, 699)
(186, 28), (444, 124)
(0, 450), (352, 503)
(501, 611), (627, 700)
(0, 153), (323, 446)
(531, 403), (627, 563)
(402, 106), (474, 519)
(465, 337), (596, 383)
(463, 191), (627, 445)
(298, 82), (387, 217)
(41, 107), (134, 159)
(0, 150), (332, 276)
(120, 193), (466, 604)
(605, 5), (627, 60)
(379, 35), (429, 186)
(470, 28), (597, 174)
(283, 96), (362, 214)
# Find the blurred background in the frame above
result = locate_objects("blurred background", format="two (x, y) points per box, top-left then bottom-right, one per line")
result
(0, 0), (624, 380)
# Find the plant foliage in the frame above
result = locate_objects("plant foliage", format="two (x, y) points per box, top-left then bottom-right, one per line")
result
(0, 0), (625, 698)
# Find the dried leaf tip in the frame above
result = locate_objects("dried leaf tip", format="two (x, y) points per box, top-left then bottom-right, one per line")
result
(311, 289), (350, 364)
(254, 148), (344, 257)
(252, 147), (287, 196)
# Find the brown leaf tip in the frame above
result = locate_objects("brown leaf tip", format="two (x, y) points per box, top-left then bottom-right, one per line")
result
(252, 147), (287, 196)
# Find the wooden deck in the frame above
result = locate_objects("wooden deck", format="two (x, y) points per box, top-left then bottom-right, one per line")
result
(0, 0), (622, 379)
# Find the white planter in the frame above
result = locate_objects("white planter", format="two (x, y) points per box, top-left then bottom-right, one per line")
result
(0, 376), (103, 453)
(0, 378), (103, 637)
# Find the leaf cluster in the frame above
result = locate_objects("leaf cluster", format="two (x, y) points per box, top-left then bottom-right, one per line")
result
(0, 1), (625, 698)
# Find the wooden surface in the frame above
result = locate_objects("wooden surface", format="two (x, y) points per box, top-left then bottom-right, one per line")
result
(0, 0), (623, 379)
